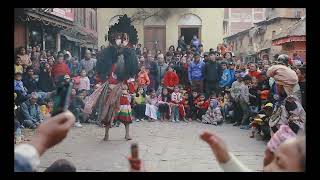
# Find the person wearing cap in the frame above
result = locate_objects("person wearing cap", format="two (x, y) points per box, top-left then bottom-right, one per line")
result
(20, 92), (43, 129)
(188, 52), (205, 93)
(204, 51), (222, 97)
(80, 50), (97, 74)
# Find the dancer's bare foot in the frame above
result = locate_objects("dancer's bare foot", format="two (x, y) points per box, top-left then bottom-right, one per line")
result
(103, 136), (109, 141)
(125, 136), (132, 140)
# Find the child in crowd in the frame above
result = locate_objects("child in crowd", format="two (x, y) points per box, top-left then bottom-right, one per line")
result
(78, 69), (91, 93)
(113, 85), (133, 127)
(69, 89), (85, 128)
(69, 59), (81, 77)
(178, 89), (187, 122)
(163, 66), (179, 93)
(182, 90), (190, 121)
(158, 87), (171, 121)
(171, 86), (183, 122)
(194, 94), (209, 122)
(219, 61), (232, 92)
(15, 56), (23, 74)
(137, 65), (150, 92)
(202, 96), (223, 125)
(14, 72), (28, 104)
(40, 98), (53, 120)
(132, 87), (146, 122)
(145, 89), (158, 121)
(249, 78), (261, 114)
(221, 91), (233, 123)
(188, 90), (200, 121)
(87, 70), (96, 88)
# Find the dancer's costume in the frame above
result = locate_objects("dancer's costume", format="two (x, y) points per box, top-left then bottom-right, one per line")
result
(84, 15), (139, 126)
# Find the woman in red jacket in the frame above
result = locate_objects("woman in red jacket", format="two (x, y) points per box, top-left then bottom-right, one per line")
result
(52, 55), (71, 82)
(163, 65), (179, 94)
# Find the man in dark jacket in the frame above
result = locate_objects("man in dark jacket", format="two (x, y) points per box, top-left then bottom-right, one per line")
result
(204, 51), (222, 97)
(23, 67), (38, 94)
(145, 53), (159, 92)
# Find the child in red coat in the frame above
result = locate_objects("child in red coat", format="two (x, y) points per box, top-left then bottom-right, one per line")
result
(163, 66), (179, 93)
(194, 94), (209, 122)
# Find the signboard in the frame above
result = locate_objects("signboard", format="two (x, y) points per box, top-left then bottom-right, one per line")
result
(50, 8), (74, 21)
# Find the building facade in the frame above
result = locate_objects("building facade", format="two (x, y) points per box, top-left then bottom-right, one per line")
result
(14, 8), (98, 59)
(224, 17), (302, 63)
(97, 8), (224, 54)
(265, 8), (306, 19)
(223, 8), (266, 37)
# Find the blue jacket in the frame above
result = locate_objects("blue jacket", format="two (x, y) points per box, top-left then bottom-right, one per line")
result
(188, 60), (205, 81)
(229, 69), (236, 87)
(219, 69), (232, 88)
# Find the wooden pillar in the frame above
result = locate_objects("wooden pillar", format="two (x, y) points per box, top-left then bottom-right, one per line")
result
(56, 32), (61, 52)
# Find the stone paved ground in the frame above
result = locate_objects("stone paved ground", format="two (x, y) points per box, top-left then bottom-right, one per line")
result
(25, 121), (267, 172)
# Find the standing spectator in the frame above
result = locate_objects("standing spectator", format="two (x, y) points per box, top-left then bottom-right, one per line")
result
(157, 54), (168, 86)
(238, 75), (251, 130)
(168, 45), (175, 54)
(69, 58), (81, 77)
(78, 69), (91, 93)
(69, 89), (84, 128)
(257, 72), (271, 106)
(219, 61), (232, 92)
(52, 55), (71, 82)
(15, 56), (23, 74)
(17, 47), (32, 67)
(80, 50), (97, 74)
(175, 55), (189, 87)
(248, 78), (261, 114)
(248, 63), (261, 80)
(188, 53), (205, 93)
(145, 89), (158, 121)
(204, 51), (222, 96)
(191, 35), (201, 52)
(171, 86), (183, 122)
(296, 66), (306, 110)
(20, 93), (43, 129)
(224, 52), (233, 64)
(132, 87), (146, 122)
(230, 71), (245, 126)
(163, 66), (179, 92)
(142, 47), (148, 59)
(178, 35), (187, 51)
(228, 61), (236, 87)
(138, 55), (145, 69)
(292, 53), (303, 66)
(157, 87), (171, 121)
(136, 44), (142, 56)
(137, 65), (150, 92)
(22, 67), (38, 94)
(145, 53), (159, 91)
(38, 63), (55, 92)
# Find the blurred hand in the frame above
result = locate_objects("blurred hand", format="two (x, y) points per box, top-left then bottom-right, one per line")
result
(29, 111), (75, 156)
(200, 131), (230, 163)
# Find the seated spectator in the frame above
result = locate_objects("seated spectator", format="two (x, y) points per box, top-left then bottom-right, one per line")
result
(52, 55), (71, 82)
(22, 67), (38, 94)
(157, 87), (171, 121)
(17, 47), (32, 67)
(20, 93), (43, 129)
(14, 72), (28, 104)
(69, 58), (81, 77)
(69, 89), (85, 128)
(15, 56), (23, 74)
(14, 111), (75, 172)
(202, 95), (223, 125)
(145, 89), (158, 121)
(38, 62), (55, 92)
(40, 98), (53, 120)
(187, 90), (200, 121)
(132, 87), (146, 122)
(194, 94), (209, 122)
(248, 78), (261, 114)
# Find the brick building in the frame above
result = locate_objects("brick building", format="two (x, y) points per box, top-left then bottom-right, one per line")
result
(223, 8), (266, 37)
(14, 8), (98, 59)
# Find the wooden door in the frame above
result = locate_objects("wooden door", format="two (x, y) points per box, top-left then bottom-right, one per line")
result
(144, 26), (166, 55)
(14, 23), (26, 50)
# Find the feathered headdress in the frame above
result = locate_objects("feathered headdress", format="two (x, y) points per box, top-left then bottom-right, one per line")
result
(106, 14), (138, 45)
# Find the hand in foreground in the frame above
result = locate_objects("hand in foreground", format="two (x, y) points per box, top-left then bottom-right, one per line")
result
(29, 111), (75, 156)
(200, 131), (230, 163)
(128, 156), (145, 172)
